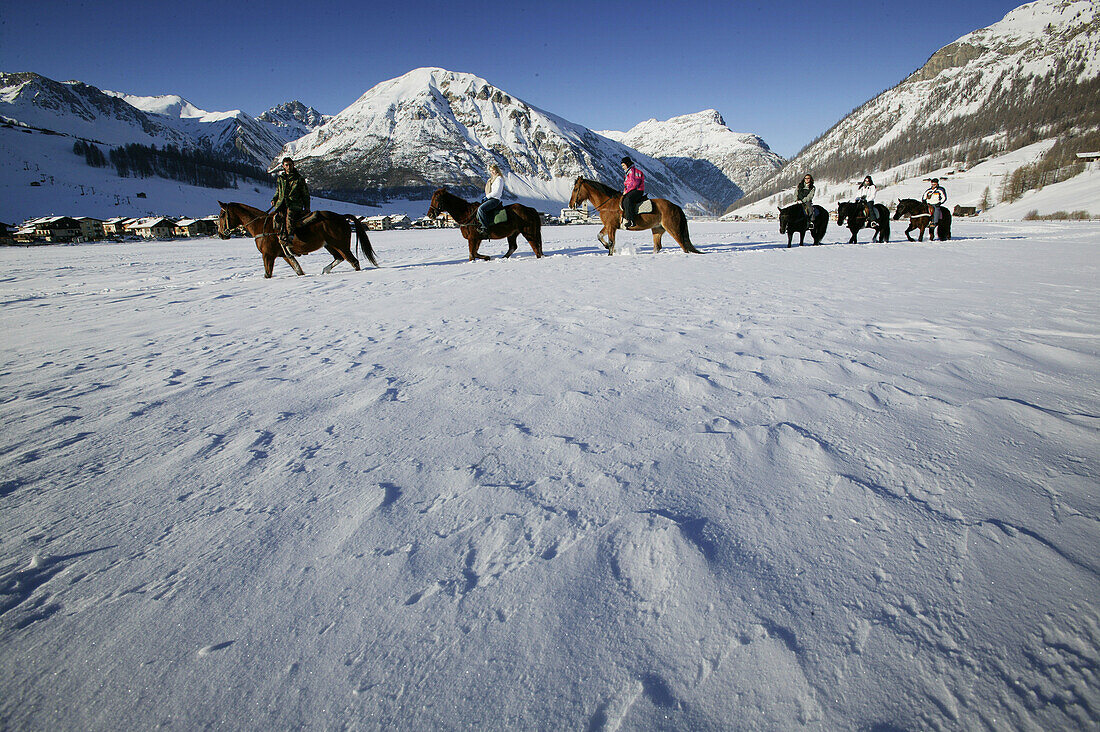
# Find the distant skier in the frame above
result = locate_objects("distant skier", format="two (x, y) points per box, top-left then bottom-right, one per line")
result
(271, 157), (310, 255)
(620, 157), (645, 228)
(476, 164), (505, 236)
(797, 174), (816, 225)
(857, 175), (878, 227)
(923, 178), (948, 230)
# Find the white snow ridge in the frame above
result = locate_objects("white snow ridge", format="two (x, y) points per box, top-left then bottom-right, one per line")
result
(1, 219), (1098, 729)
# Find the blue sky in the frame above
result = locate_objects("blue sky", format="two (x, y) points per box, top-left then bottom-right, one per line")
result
(2, 0), (1023, 158)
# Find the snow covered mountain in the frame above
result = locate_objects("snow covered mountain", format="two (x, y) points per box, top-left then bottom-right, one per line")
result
(0, 72), (283, 167)
(0, 72), (190, 148)
(258, 101), (331, 143)
(280, 67), (707, 211)
(104, 90), (286, 165)
(599, 110), (784, 213)
(732, 0), (1100, 211)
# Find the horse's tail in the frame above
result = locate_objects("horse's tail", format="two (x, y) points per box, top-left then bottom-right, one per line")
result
(669, 203), (701, 254)
(349, 216), (380, 267)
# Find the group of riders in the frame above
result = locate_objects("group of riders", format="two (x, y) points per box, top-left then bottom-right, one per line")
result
(795, 172), (949, 228)
(269, 155), (649, 253)
(270, 151), (949, 252)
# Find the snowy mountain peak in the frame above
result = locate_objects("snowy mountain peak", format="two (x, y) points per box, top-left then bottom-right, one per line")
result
(257, 100), (331, 143)
(598, 110), (785, 211)
(104, 91), (210, 120)
(281, 67), (708, 211)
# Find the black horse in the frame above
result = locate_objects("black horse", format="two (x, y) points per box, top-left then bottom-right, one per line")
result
(837, 201), (891, 243)
(893, 199), (952, 241)
(778, 203), (828, 247)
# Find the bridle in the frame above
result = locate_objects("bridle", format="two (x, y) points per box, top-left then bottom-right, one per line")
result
(219, 204), (277, 239)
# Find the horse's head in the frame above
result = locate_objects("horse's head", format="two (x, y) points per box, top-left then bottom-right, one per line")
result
(426, 188), (446, 219)
(893, 200), (914, 220)
(569, 178), (586, 209)
(778, 206), (789, 234)
(836, 202), (848, 226)
(216, 202), (234, 240)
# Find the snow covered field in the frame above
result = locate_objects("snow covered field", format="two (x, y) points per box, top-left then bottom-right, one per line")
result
(1, 221), (1097, 729)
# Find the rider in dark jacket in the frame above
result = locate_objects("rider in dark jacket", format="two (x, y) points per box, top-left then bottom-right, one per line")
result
(797, 175), (815, 225)
(271, 157), (310, 252)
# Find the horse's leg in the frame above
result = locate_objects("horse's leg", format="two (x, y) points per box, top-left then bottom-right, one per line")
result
(605, 227), (617, 255)
(468, 235), (489, 262)
(905, 223), (917, 242)
(504, 234), (518, 258)
(525, 226), (543, 258)
(321, 244), (342, 274)
(262, 251), (276, 278)
(328, 232), (360, 272)
(651, 227), (664, 253)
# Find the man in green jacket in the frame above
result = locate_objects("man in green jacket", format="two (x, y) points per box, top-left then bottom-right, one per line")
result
(271, 157), (310, 253)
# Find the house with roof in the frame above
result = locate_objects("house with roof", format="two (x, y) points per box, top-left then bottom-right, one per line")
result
(174, 218), (217, 237)
(31, 216), (82, 243)
(103, 217), (138, 238)
(73, 217), (104, 241)
(129, 217), (177, 240)
(365, 215), (391, 231)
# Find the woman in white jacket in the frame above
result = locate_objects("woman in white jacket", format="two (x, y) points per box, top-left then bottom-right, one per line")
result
(857, 175), (878, 226)
(476, 164), (505, 234)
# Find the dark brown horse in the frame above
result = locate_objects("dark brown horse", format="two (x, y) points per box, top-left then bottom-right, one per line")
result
(568, 178), (701, 255)
(217, 201), (379, 278)
(426, 188), (544, 261)
(893, 199), (952, 241)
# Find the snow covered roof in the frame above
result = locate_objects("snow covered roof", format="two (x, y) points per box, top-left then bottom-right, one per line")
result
(129, 216), (176, 229)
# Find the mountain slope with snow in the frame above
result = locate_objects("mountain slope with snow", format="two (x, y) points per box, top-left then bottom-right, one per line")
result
(732, 0), (1100, 212)
(0, 72), (190, 148)
(258, 101), (331, 144)
(600, 110), (784, 213)
(281, 67), (707, 211)
(104, 89), (286, 165)
(0, 72), (284, 167)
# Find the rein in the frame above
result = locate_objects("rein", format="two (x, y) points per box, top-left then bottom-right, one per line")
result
(577, 185), (622, 212)
(224, 205), (279, 237)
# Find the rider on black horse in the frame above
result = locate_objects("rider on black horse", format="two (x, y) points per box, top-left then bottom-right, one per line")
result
(272, 157), (310, 255)
(797, 174), (816, 227)
(923, 178), (948, 230)
(857, 175), (879, 228)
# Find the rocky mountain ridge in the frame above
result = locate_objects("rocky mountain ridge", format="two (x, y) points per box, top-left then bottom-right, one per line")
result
(730, 0), (1100, 212)
(279, 67), (711, 211)
(600, 110), (784, 214)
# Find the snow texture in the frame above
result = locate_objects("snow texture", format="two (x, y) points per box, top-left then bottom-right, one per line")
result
(1, 220), (1098, 729)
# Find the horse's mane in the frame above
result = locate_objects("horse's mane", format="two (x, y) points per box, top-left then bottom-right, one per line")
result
(579, 178), (620, 198)
(229, 201), (265, 216)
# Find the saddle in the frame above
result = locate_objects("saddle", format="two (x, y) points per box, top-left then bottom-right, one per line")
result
(489, 208), (509, 226)
(299, 211), (322, 227)
(621, 198), (654, 215)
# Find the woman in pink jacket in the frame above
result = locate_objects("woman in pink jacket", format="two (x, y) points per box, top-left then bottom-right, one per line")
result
(620, 156), (645, 228)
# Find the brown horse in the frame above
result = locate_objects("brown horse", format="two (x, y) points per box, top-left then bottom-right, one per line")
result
(426, 188), (544, 261)
(217, 201), (379, 278)
(568, 177), (701, 255)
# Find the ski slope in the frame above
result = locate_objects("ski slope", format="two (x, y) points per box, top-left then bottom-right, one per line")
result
(1, 221), (1098, 729)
